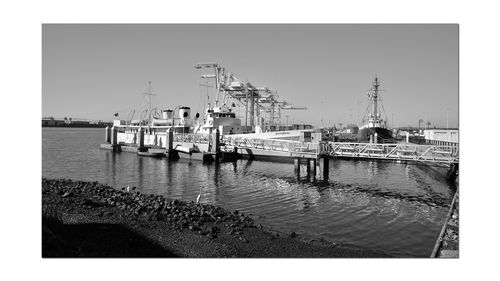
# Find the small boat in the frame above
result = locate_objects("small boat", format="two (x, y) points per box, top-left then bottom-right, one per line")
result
(174, 145), (199, 154)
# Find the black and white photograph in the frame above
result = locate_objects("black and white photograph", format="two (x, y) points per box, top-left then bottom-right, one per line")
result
(3, 1), (500, 280)
(41, 23), (459, 258)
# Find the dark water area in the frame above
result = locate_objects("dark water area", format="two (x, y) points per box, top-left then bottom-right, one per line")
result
(42, 127), (455, 257)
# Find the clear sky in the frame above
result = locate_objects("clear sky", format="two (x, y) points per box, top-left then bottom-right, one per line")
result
(42, 24), (458, 128)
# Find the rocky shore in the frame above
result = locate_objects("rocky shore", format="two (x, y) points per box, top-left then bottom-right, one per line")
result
(435, 191), (459, 258)
(42, 178), (390, 258)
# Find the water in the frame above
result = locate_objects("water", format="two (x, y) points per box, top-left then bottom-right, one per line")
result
(42, 127), (455, 257)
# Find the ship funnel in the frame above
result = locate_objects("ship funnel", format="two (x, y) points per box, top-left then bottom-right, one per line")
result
(179, 106), (191, 125)
(162, 109), (173, 120)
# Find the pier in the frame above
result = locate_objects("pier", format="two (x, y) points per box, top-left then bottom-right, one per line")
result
(101, 126), (459, 181)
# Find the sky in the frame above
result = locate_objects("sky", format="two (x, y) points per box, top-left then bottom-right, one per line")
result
(42, 24), (458, 128)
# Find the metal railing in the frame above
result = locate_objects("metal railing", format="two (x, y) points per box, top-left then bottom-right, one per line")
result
(173, 133), (210, 144)
(327, 142), (459, 164)
(222, 135), (321, 156)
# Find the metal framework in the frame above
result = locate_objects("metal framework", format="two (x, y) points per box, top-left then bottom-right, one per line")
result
(195, 63), (306, 130)
(327, 142), (459, 164)
(221, 135), (458, 164)
(222, 135), (320, 156)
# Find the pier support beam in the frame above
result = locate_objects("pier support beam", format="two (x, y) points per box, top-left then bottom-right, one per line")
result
(374, 133), (378, 143)
(319, 157), (329, 181)
(138, 127), (145, 151)
(210, 129), (220, 153)
(165, 128), (177, 159)
(306, 158), (311, 179)
(369, 134), (373, 143)
(306, 158), (316, 181)
(406, 132), (410, 143)
(105, 126), (111, 143)
(111, 126), (118, 146)
(294, 158), (301, 178)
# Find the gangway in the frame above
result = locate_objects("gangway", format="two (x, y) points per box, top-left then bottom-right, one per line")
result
(221, 135), (458, 165)
(327, 142), (459, 164)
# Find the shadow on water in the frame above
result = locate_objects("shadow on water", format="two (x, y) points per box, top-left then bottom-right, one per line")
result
(42, 219), (178, 257)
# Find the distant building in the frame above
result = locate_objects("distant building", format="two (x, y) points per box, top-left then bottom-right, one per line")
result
(424, 129), (459, 145)
(42, 117), (65, 126)
(292, 124), (313, 130)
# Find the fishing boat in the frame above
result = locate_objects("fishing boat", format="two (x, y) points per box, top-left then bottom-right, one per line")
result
(357, 77), (393, 143)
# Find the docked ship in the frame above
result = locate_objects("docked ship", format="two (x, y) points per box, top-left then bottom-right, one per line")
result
(357, 77), (393, 143)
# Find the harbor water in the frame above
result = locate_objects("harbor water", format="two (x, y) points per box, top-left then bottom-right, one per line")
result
(42, 127), (455, 257)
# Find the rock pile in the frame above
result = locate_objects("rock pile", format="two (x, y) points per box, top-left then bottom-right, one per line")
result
(42, 178), (256, 239)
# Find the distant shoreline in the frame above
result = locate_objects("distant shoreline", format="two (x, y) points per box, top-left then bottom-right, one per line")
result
(42, 124), (110, 128)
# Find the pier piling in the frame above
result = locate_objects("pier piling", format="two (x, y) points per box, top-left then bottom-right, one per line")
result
(105, 126), (111, 143)
(111, 126), (118, 146)
(294, 158), (301, 178)
(306, 158), (311, 179)
(309, 158), (317, 180)
(319, 157), (329, 181)
(166, 128), (177, 159)
(211, 129), (220, 153)
(138, 127), (145, 150)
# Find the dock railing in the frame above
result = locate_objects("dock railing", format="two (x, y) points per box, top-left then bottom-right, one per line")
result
(327, 142), (459, 164)
(173, 133), (210, 144)
(222, 135), (322, 156)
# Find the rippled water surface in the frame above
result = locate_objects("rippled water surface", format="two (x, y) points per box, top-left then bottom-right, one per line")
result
(42, 128), (455, 257)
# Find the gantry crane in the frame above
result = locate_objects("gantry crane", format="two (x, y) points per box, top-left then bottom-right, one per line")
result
(194, 63), (306, 131)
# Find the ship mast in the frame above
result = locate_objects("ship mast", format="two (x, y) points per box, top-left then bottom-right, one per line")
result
(372, 77), (379, 122)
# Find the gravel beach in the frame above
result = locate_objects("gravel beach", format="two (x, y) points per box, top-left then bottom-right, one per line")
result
(42, 178), (391, 258)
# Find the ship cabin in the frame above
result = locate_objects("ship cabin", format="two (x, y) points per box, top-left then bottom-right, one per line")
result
(198, 105), (244, 135)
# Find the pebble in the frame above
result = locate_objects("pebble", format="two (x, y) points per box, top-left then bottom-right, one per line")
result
(61, 191), (73, 198)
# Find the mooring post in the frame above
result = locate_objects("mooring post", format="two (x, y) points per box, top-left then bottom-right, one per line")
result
(105, 126), (111, 143)
(138, 127), (145, 150)
(294, 158), (300, 178)
(111, 126), (118, 146)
